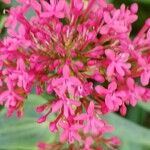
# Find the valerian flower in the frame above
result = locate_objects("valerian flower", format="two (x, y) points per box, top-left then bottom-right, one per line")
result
(1, 0), (150, 149)
(96, 82), (126, 111)
(75, 101), (105, 134)
(105, 49), (131, 77)
(59, 119), (82, 143)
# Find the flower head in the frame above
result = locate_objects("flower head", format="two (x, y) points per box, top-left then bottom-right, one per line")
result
(1, 0), (150, 149)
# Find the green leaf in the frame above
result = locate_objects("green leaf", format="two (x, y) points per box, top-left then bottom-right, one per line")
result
(11, 0), (18, 6)
(136, 0), (150, 4)
(0, 16), (6, 30)
(126, 106), (146, 125)
(0, 94), (57, 150)
(105, 113), (150, 146)
(120, 140), (143, 150)
(138, 102), (150, 112)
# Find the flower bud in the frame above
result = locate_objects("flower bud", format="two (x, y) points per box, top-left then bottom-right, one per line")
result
(36, 104), (47, 113)
(49, 121), (58, 133)
(37, 115), (47, 124)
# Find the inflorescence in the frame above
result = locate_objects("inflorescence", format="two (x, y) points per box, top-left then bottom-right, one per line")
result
(1, 0), (150, 149)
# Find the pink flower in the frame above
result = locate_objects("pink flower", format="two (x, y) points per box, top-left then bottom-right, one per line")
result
(92, 71), (104, 83)
(59, 120), (82, 143)
(83, 137), (93, 150)
(105, 49), (131, 77)
(5, 6), (28, 30)
(41, 0), (66, 18)
(126, 78), (145, 106)
(51, 97), (81, 118)
(0, 79), (23, 111)
(140, 64), (150, 86)
(9, 58), (34, 92)
(70, 0), (84, 20)
(109, 136), (121, 146)
(96, 82), (126, 111)
(49, 121), (58, 133)
(17, 0), (41, 13)
(85, 46), (104, 59)
(75, 101), (104, 134)
(37, 142), (48, 150)
(1, 37), (20, 58)
(100, 4), (138, 34)
(120, 103), (127, 116)
(51, 65), (83, 98)
(8, 25), (32, 48)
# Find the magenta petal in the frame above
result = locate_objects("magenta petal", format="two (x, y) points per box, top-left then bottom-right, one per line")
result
(0, 91), (9, 102)
(141, 72), (149, 86)
(105, 96), (114, 110)
(108, 82), (117, 92)
(63, 64), (70, 78)
(100, 25), (109, 34)
(69, 77), (81, 85)
(95, 85), (107, 95)
(55, 11), (65, 18)
(105, 50), (115, 60)
(74, 0), (83, 10)
(31, 0), (41, 13)
(60, 131), (68, 142)
(41, 1), (51, 11)
(40, 12), (53, 18)
(59, 121), (68, 128)
(56, 0), (65, 11)
(70, 99), (81, 106)
(123, 63), (131, 70)
(64, 104), (69, 118)
(120, 104), (127, 116)
(51, 100), (63, 113)
(17, 58), (25, 71)
(74, 113), (87, 120)
(116, 65), (125, 76)
(120, 53), (129, 62)
(103, 12), (111, 23)
(107, 64), (115, 77)
(73, 132), (81, 142)
(129, 15), (138, 23)
(87, 101), (95, 115)
(113, 10), (120, 19)
(130, 97), (137, 107)
(71, 124), (83, 130)
(50, 0), (55, 7)
(127, 77), (135, 90)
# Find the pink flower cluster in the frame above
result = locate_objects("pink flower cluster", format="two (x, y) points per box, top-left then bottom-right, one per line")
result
(1, 0), (150, 149)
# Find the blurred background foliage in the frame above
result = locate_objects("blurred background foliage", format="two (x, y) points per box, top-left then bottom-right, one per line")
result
(0, 1), (8, 38)
(0, 0), (150, 150)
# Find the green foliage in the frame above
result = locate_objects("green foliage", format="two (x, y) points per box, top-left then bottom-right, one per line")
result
(0, 94), (57, 150)
(138, 102), (150, 112)
(104, 113), (150, 150)
(105, 113), (150, 146)
(0, 1), (8, 38)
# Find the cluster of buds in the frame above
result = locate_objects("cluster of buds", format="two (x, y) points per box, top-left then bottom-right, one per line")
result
(1, 0), (150, 149)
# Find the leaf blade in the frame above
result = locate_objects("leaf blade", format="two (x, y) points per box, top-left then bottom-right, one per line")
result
(105, 113), (150, 146)
(0, 94), (56, 149)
